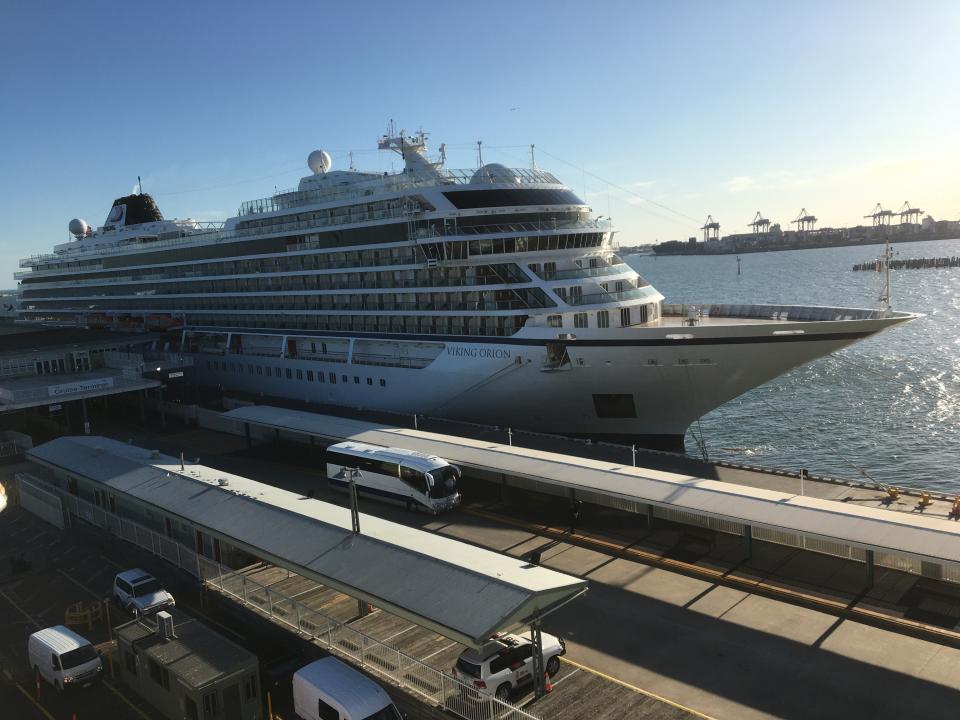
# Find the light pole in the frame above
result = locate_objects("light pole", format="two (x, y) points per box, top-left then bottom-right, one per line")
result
(347, 467), (368, 618)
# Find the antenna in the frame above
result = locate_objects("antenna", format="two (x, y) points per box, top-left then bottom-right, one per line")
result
(438, 143), (446, 166)
(348, 151), (355, 171)
(137, 176), (142, 195)
(530, 144), (536, 170)
(476, 140), (483, 168)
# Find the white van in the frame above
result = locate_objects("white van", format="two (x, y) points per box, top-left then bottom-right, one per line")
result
(27, 625), (103, 691)
(293, 657), (403, 720)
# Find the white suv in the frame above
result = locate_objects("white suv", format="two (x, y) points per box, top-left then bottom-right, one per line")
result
(112, 569), (175, 616)
(452, 631), (566, 701)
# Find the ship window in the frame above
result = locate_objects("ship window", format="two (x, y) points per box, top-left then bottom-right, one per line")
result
(620, 307), (632, 327)
(574, 312), (588, 328)
(256, 366), (262, 375)
(264, 366), (271, 377)
(593, 394), (637, 418)
(354, 376), (360, 384)
(342, 375), (348, 383)
(547, 315), (562, 328)
(443, 189), (585, 209)
(307, 370), (314, 382)
(296, 369), (303, 380)
(366, 377), (372, 385)
(597, 310), (609, 328)
(329, 373), (336, 384)
(285, 368), (292, 379)
(380, 378), (386, 387)
(275, 367), (282, 377)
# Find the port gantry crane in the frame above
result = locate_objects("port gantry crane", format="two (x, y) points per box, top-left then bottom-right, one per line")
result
(748, 211), (770, 234)
(701, 215), (721, 242)
(791, 208), (817, 234)
(865, 203), (895, 228)
(897, 201), (924, 225)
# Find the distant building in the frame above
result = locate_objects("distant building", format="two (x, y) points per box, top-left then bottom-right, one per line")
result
(116, 609), (261, 720)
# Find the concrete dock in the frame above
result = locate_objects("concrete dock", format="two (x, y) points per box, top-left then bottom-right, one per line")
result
(64, 416), (960, 720)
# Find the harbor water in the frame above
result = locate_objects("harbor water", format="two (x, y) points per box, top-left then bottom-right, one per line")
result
(626, 237), (960, 492)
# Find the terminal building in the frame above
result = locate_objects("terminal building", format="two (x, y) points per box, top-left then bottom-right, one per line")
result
(0, 325), (190, 439)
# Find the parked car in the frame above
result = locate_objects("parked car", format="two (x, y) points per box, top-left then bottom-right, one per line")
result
(28, 625), (102, 691)
(112, 569), (175, 616)
(293, 657), (404, 720)
(452, 631), (566, 701)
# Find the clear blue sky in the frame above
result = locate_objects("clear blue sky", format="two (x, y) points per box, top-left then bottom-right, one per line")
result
(2, 0), (958, 285)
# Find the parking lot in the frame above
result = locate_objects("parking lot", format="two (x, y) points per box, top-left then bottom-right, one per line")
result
(0, 499), (452, 720)
(0, 503), (160, 720)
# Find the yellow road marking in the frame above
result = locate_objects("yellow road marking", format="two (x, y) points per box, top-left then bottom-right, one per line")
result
(14, 681), (56, 720)
(560, 657), (717, 720)
(104, 678), (154, 720)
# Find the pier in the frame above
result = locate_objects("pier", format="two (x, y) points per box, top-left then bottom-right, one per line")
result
(853, 256), (960, 271)
(9, 402), (960, 719)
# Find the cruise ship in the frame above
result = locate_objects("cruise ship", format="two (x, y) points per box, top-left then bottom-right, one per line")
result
(16, 129), (916, 449)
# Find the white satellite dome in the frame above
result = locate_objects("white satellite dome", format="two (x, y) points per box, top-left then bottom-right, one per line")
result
(68, 218), (88, 238)
(471, 163), (518, 184)
(307, 149), (332, 175)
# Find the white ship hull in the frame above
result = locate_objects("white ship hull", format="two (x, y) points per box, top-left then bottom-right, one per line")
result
(188, 311), (910, 449)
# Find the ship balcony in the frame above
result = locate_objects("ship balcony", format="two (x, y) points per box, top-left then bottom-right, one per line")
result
(565, 286), (661, 306)
(532, 262), (630, 281)
(411, 217), (611, 240)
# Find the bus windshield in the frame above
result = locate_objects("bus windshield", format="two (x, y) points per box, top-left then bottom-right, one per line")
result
(428, 466), (460, 498)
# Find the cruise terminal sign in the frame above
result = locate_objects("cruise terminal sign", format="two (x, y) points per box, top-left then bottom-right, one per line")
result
(47, 377), (115, 398)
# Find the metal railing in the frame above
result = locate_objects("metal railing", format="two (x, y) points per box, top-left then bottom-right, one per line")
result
(203, 563), (541, 720)
(661, 303), (886, 322)
(241, 167), (561, 216)
(566, 285), (659, 306)
(535, 263), (630, 281)
(13, 471), (542, 720)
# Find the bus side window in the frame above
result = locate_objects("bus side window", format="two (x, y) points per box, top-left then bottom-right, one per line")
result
(400, 466), (426, 494)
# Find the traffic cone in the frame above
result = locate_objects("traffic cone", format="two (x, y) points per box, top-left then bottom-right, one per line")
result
(544, 671), (553, 694)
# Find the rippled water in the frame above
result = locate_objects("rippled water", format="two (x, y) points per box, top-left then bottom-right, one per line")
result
(626, 238), (960, 491)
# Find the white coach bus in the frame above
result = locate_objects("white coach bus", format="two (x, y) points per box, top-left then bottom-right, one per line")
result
(325, 441), (462, 514)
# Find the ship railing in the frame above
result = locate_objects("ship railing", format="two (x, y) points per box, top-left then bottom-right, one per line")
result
(350, 353), (434, 369)
(17, 209), (414, 269)
(533, 262), (630, 281)
(661, 303), (885, 322)
(566, 286), (660, 306)
(412, 218), (611, 240)
(240, 167), (562, 215)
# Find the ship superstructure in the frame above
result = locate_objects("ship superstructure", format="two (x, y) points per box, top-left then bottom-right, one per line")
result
(16, 128), (916, 449)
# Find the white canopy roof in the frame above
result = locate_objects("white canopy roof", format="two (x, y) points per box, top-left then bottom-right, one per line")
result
(224, 405), (960, 568)
(28, 435), (586, 648)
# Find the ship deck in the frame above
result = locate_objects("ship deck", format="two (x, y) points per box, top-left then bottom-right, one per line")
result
(657, 315), (788, 327)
